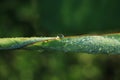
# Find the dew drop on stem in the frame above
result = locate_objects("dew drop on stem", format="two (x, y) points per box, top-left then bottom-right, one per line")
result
(56, 34), (64, 39)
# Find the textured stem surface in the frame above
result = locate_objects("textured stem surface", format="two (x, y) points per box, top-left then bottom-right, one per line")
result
(0, 33), (120, 54)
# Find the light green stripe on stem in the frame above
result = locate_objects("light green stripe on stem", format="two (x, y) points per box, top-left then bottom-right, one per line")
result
(0, 37), (56, 50)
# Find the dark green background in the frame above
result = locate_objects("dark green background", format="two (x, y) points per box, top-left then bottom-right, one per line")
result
(0, 0), (120, 80)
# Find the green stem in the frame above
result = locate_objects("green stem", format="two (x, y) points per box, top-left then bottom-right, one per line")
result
(0, 33), (120, 54)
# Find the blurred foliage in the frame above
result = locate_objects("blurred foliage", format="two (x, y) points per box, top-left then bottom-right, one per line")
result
(0, 0), (120, 80)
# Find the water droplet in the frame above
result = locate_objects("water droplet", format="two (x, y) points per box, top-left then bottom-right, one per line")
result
(56, 34), (64, 39)
(99, 48), (102, 51)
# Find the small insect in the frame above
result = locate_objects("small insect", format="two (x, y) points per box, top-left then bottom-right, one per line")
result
(56, 34), (64, 39)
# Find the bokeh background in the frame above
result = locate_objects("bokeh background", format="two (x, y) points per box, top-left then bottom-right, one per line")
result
(0, 0), (120, 80)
